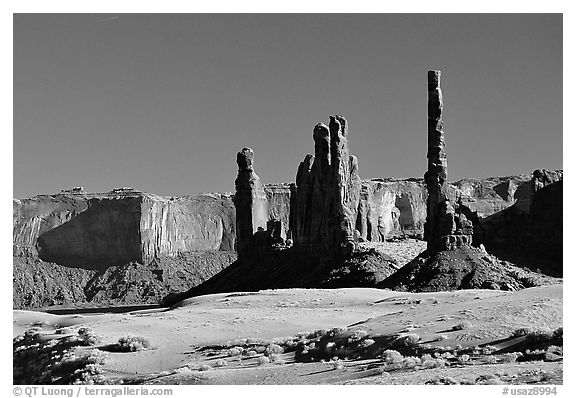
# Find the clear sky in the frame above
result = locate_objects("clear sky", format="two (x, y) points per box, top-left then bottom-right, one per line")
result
(13, 14), (562, 198)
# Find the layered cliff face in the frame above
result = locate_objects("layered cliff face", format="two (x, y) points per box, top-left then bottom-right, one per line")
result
(13, 194), (91, 257)
(14, 190), (235, 269)
(13, 170), (560, 269)
(263, 183), (292, 241)
(356, 179), (427, 242)
(140, 194), (236, 261)
(472, 170), (563, 275)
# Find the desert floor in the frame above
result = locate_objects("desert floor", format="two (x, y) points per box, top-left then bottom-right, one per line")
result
(14, 282), (562, 385)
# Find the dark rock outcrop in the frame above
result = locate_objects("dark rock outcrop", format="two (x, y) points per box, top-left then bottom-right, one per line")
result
(13, 251), (237, 310)
(233, 147), (268, 255)
(164, 247), (398, 304)
(291, 116), (362, 257)
(378, 246), (558, 292)
(473, 170), (563, 275)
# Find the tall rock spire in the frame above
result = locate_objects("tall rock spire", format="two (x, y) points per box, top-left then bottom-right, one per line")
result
(292, 115), (361, 258)
(424, 70), (473, 251)
(233, 147), (268, 255)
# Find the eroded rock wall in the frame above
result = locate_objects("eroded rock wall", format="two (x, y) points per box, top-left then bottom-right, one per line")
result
(13, 171), (561, 268)
(14, 191), (236, 268)
(356, 179), (427, 241)
(37, 196), (142, 268)
(140, 193), (236, 262)
(291, 116), (362, 257)
(13, 194), (91, 257)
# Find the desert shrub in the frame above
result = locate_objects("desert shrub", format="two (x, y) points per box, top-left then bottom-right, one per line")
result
(501, 352), (521, 363)
(452, 321), (471, 331)
(246, 338), (268, 345)
(55, 327), (74, 335)
(115, 335), (151, 352)
(330, 358), (345, 370)
(174, 365), (193, 373)
(272, 336), (293, 345)
(257, 356), (270, 366)
(481, 345), (497, 355)
(426, 376), (458, 385)
(402, 356), (420, 369)
(245, 350), (257, 357)
(382, 350), (403, 364)
(483, 356), (498, 364)
(544, 346), (562, 362)
(553, 327), (563, 340)
(266, 343), (284, 355)
(56, 348), (107, 385)
(227, 338), (247, 347)
(458, 354), (470, 363)
(78, 328), (102, 346)
(324, 341), (336, 353)
(475, 374), (501, 385)
(284, 340), (298, 349)
(228, 347), (243, 356)
(359, 339), (375, 348)
(430, 334), (448, 342)
(14, 328), (108, 385)
(329, 327), (348, 337)
(272, 355), (286, 364)
(422, 355), (446, 369)
(307, 329), (329, 339)
(213, 359), (227, 367)
(254, 345), (267, 354)
(198, 364), (212, 371)
(347, 330), (369, 343)
(512, 327), (531, 337)
(394, 333), (420, 347)
(531, 330), (554, 342)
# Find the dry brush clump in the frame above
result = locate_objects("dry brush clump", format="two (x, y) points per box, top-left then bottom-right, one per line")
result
(114, 335), (152, 352)
(13, 327), (107, 384)
(504, 326), (563, 362)
(201, 324), (564, 373)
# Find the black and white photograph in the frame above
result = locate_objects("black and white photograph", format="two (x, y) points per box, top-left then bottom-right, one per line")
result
(8, 5), (569, 392)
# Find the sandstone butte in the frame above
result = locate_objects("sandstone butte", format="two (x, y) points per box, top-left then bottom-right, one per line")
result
(13, 170), (561, 270)
(13, 71), (562, 309)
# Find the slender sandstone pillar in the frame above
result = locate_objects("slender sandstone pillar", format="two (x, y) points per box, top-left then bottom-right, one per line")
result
(233, 147), (268, 255)
(424, 70), (472, 251)
(424, 70), (450, 250)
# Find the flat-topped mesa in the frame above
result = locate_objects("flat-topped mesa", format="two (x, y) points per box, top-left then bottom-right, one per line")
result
(233, 147), (268, 255)
(291, 115), (361, 258)
(424, 70), (473, 251)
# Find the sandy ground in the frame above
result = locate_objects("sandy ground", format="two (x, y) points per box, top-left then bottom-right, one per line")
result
(13, 284), (562, 384)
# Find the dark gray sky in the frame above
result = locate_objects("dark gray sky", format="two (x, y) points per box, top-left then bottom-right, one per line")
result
(14, 14), (562, 198)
